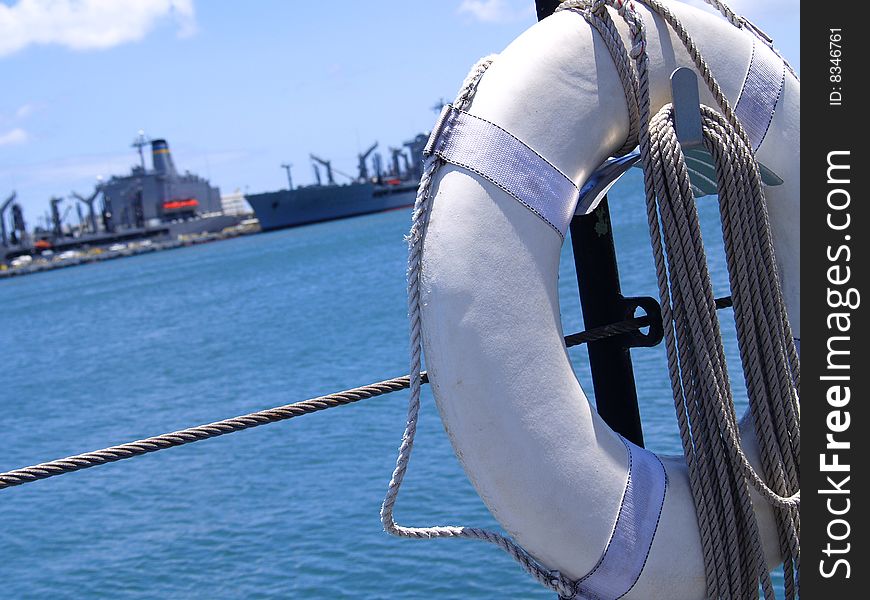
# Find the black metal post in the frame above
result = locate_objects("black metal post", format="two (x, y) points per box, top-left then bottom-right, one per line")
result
(533, 0), (651, 448)
(535, 0), (561, 21)
(570, 199), (645, 446)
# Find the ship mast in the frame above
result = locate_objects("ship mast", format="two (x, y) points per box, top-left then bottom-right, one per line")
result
(281, 163), (294, 190)
(131, 130), (150, 172)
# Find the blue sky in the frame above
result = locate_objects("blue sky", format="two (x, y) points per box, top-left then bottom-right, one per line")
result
(1, 0), (799, 220)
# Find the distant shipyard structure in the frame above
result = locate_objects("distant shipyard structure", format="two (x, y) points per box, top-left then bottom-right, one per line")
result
(219, 189), (254, 217)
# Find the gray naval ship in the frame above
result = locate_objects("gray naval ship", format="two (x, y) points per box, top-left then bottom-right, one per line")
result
(99, 134), (239, 235)
(1, 133), (241, 263)
(245, 134), (427, 231)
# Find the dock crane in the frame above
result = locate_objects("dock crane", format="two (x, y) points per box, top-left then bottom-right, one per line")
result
(357, 142), (378, 182)
(389, 147), (410, 178)
(71, 187), (101, 234)
(60, 204), (74, 232)
(10, 203), (26, 245)
(403, 133), (428, 181)
(50, 197), (64, 239)
(280, 163), (294, 191)
(310, 154), (335, 186)
(309, 154), (355, 185)
(1, 191), (16, 247)
(372, 153), (384, 182)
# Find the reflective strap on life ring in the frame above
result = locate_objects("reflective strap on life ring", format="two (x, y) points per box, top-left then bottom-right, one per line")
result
(734, 40), (786, 151)
(570, 438), (668, 600)
(424, 105), (580, 239)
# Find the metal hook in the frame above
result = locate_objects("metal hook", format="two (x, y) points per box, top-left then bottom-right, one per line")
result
(575, 67), (783, 216)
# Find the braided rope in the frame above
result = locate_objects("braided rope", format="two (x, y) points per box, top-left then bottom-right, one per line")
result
(699, 0), (798, 81)
(561, 0), (641, 154)
(700, 0), (741, 28)
(379, 55), (576, 598)
(646, 106), (773, 599)
(583, 2), (800, 597)
(555, 2), (800, 597)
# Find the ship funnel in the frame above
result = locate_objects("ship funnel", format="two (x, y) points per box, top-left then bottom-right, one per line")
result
(151, 139), (178, 177)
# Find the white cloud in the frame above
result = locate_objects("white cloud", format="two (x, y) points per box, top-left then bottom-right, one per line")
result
(0, 0), (197, 58)
(0, 128), (29, 145)
(15, 103), (35, 119)
(458, 0), (535, 23)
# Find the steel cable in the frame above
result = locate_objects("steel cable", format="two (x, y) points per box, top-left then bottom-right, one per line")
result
(0, 303), (690, 492)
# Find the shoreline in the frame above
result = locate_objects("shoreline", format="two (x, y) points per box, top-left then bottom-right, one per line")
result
(0, 223), (260, 280)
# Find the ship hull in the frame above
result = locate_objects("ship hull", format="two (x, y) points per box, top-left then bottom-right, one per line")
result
(246, 182), (416, 232)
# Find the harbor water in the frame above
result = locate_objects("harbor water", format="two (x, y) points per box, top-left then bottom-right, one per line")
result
(1, 170), (784, 598)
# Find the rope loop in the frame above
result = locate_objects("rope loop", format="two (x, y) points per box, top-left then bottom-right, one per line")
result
(634, 54), (800, 600)
(382, 54), (578, 597)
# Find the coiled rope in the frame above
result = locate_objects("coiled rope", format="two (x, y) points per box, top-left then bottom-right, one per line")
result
(562, 1), (800, 598)
(383, 0), (799, 598)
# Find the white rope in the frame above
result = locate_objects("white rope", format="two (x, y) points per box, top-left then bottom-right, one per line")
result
(379, 56), (577, 598)
(699, 0), (741, 28)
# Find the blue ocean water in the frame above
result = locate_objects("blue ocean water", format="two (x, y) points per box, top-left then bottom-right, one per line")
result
(1, 171), (781, 598)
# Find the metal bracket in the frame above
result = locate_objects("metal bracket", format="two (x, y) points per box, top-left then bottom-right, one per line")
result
(739, 16), (775, 48)
(573, 67), (786, 218)
(670, 67), (783, 193)
(575, 151), (641, 216)
(621, 295), (664, 348)
(671, 67), (704, 150)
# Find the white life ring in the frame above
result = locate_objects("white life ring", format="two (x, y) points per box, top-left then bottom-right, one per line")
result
(420, 2), (799, 598)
